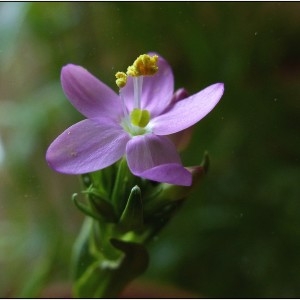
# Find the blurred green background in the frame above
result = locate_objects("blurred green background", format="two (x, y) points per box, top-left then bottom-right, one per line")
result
(0, 2), (299, 298)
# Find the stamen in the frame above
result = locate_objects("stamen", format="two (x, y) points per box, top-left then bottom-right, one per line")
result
(127, 54), (159, 77)
(115, 72), (127, 88)
(116, 54), (159, 136)
(133, 76), (143, 109)
(119, 90), (128, 118)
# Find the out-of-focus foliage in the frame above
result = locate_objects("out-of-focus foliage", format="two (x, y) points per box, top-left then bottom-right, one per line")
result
(0, 2), (299, 297)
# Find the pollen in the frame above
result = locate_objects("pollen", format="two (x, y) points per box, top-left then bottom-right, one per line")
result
(115, 71), (127, 88)
(127, 54), (159, 77)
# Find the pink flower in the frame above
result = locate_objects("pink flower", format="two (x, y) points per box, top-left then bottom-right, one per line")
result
(46, 54), (224, 186)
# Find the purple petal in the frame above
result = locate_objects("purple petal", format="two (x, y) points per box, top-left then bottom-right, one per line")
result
(126, 134), (192, 186)
(61, 64), (122, 121)
(46, 119), (130, 174)
(150, 83), (224, 135)
(122, 54), (174, 117)
(138, 164), (192, 186)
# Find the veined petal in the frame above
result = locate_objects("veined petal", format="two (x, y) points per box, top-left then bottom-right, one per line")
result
(122, 54), (174, 117)
(151, 83), (224, 135)
(126, 134), (192, 186)
(46, 119), (130, 174)
(61, 64), (122, 121)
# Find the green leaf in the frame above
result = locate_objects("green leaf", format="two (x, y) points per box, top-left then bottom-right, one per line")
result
(72, 219), (149, 298)
(71, 218), (96, 283)
(86, 190), (118, 223)
(72, 193), (104, 221)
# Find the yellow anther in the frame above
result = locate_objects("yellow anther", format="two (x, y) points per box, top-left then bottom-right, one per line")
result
(115, 71), (127, 88)
(127, 54), (159, 77)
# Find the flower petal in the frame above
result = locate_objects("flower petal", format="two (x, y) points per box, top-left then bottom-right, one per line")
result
(61, 64), (122, 120)
(151, 83), (224, 135)
(138, 164), (192, 186)
(122, 54), (174, 117)
(126, 134), (192, 186)
(46, 119), (129, 174)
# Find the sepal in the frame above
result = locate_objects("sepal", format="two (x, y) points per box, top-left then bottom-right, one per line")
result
(72, 193), (103, 221)
(119, 185), (144, 232)
(84, 188), (118, 223)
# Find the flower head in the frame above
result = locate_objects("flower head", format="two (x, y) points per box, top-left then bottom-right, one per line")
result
(46, 53), (224, 186)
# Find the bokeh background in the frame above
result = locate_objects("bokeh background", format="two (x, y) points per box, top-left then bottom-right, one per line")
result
(0, 2), (299, 298)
